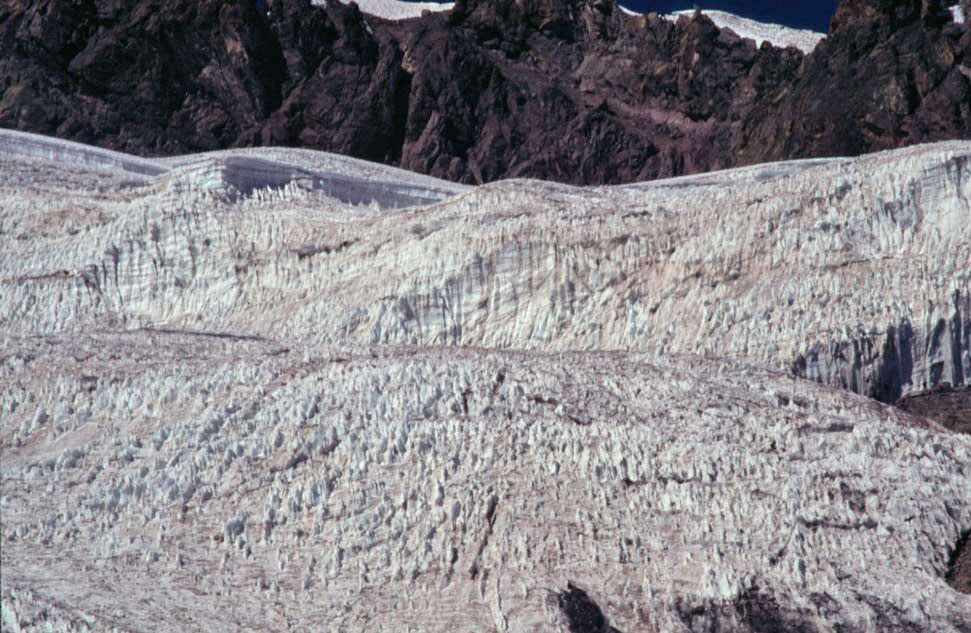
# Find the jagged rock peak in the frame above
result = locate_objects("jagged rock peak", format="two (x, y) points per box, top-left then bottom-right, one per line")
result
(1, 0), (968, 185)
(830, 0), (952, 33)
(453, 0), (624, 37)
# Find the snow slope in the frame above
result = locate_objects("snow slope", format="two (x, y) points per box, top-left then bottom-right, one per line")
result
(326, 0), (827, 53)
(0, 130), (167, 178)
(1, 130), (968, 401)
(317, 0), (452, 20)
(0, 130), (467, 210)
(667, 9), (825, 53)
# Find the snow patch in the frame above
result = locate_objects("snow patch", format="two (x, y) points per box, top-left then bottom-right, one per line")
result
(952, 4), (966, 24)
(321, 0), (452, 20)
(670, 9), (824, 53)
(619, 6), (825, 54)
(332, 0), (826, 52)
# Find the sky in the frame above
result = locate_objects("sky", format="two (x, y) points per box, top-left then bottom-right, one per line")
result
(620, 1), (841, 32)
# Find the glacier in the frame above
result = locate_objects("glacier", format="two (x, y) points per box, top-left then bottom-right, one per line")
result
(1, 130), (969, 632)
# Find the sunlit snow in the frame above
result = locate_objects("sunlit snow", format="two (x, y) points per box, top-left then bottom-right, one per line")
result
(331, 0), (826, 53)
(952, 4), (966, 24)
(664, 9), (824, 53)
(320, 0), (452, 19)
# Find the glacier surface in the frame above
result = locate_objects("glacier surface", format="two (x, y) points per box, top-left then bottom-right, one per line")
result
(1, 130), (970, 632)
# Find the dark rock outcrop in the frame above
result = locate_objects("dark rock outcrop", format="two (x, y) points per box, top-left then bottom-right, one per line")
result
(556, 583), (623, 633)
(746, 0), (971, 166)
(947, 530), (971, 595)
(676, 587), (828, 633)
(897, 385), (971, 434)
(1, 0), (969, 185)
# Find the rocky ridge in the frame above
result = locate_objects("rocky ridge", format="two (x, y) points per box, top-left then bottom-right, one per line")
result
(1, 0), (969, 185)
(662, 9), (825, 52)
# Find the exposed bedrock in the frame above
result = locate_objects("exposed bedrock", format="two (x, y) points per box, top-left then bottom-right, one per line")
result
(948, 529), (971, 595)
(1, 134), (968, 400)
(898, 385), (971, 433)
(1, 0), (969, 185)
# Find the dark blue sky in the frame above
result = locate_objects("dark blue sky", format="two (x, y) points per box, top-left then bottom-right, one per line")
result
(621, 1), (841, 32)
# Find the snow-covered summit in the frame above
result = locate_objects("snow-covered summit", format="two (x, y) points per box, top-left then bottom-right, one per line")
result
(317, 0), (452, 19)
(617, 6), (824, 53)
(665, 9), (825, 53)
(328, 0), (827, 53)
(952, 4), (967, 24)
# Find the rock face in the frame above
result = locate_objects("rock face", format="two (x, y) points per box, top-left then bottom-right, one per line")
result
(898, 386), (971, 434)
(750, 0), (971, 167)
(2, 131), (968, 401)
(1, 0), (969, 185)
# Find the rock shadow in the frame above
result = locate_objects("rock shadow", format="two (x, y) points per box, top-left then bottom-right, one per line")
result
(556, 583), (623, 633)
(947, 530), (971, 595)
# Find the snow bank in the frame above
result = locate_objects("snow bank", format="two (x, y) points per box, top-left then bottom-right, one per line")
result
(667, 9), (825, 53)
(0, 129), (167, 178)
(328, 0), (827, 53)
(319, 0), (452, 20)
(952, 4), (966, 24)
